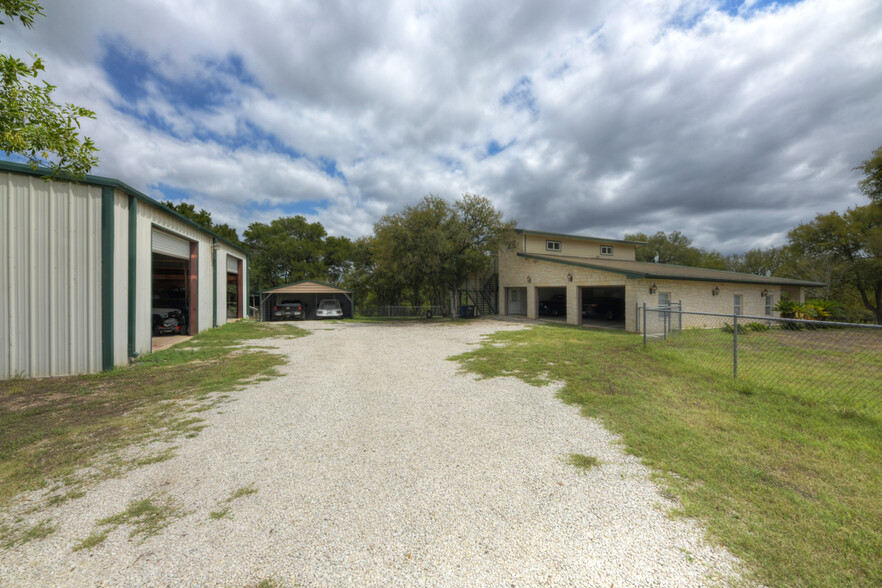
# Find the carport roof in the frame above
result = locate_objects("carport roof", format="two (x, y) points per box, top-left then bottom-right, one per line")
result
(260, 280), (352, 295)
(517, 253), (827, 287)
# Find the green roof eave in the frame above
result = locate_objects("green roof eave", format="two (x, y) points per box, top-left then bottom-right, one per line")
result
(515, 228), (646, 246)
(0, 159), (248, 255)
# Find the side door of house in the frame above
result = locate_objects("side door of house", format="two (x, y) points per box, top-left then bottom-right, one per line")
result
(508, 288), (525, 315)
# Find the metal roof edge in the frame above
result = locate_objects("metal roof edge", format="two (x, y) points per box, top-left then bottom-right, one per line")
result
(515, 228), (646, 246)
(518, 252), (826, 287)
(260, 279), (352, 294)
(0, 159), (248, 255)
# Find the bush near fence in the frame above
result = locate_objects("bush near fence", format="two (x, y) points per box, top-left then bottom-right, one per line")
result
(640, 307), (882, 417)
(355, 305), (445, 318)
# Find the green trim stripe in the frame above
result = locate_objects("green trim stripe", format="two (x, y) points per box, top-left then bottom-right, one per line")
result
(101, 187), (115, 371)
(127, 196), (137, 357)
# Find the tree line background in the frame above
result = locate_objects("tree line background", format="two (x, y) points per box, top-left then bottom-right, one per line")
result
(164, 145), (882, 324)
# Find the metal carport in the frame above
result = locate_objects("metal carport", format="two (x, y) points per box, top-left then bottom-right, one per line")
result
(259, 280), (354, 320)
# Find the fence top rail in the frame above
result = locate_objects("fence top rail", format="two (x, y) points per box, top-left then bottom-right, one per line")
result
(643, 307), (882, 330)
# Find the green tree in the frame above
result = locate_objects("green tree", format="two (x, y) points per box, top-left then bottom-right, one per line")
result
(625, 230), (726, 270)
(243, 216), (350, 292)
(726, 246), (793, 277)
(163, 200), (213, 229)
(856, 144), (882, 203)
(787, 203), (882, 324)
(372, 194), (515, 317)
(1, 0), (98, 177)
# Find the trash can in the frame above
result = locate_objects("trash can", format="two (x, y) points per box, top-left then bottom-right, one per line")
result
(459, 305), (475, 319)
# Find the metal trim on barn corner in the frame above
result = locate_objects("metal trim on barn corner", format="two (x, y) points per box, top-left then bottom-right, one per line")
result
(101, 187), (115, 371)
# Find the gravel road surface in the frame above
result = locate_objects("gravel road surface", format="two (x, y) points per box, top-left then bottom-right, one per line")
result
(1, 320), (745, 587)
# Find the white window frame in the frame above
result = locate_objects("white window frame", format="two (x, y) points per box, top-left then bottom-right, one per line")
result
(546, 240), (561, 252)
(600, 245), (613, 256)
(734, 294), (743, 315)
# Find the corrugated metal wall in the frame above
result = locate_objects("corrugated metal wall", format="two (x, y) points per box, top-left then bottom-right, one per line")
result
(1, 173), (103, 378)
(1, 166), (249, 378)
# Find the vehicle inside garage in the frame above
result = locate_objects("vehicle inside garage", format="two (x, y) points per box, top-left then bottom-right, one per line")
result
(537, 286), (567, 317)
(259, 281), (353, 320)
(581, 286), (625, 327)
(152, 252), (190, 337)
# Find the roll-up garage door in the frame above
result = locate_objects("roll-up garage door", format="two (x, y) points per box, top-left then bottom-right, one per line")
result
(152, 228), (191, 259)
(226, 255), (240, 274)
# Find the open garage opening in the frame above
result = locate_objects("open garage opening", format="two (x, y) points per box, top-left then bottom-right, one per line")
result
(537, 286), (567, 319)
(152, 252), (191, 341)
(581, 286), (625, 329)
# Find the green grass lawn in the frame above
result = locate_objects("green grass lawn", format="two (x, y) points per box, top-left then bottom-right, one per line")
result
(0, 321), (306, 516)
(453, 324), (882, 587)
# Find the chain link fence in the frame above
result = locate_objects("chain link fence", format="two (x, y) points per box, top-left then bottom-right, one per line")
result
(640, 305), (882, 417)
(355, 305), (445, 318)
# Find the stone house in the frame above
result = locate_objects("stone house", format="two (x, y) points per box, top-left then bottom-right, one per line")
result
(497, 229), (823, 332)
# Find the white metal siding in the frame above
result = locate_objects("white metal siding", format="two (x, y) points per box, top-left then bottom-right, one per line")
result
(1, 173), (102, 378)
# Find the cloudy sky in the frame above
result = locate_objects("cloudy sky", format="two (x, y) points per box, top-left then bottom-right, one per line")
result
(2, 0), (881, 253)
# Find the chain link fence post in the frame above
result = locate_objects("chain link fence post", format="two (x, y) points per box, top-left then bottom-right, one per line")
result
(643, 303), (647, 348)
(733, 313), (738, 379)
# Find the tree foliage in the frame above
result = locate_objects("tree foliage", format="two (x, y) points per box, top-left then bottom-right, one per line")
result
(243, 215), (352, 292)
(625, 230), (726, 270)
(725, 246), (792, 277)
(368, 194), (515, 315)
(162, 200), (242, 245)
(1, 0), (98, 177)
(856, 145), (882, 203)
(787, 203), (882, 324)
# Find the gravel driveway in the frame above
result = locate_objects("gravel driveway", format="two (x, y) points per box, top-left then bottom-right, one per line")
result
(1, 320), (745, 587)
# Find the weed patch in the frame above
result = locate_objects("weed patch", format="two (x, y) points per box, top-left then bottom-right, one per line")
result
(565, 453), (599, 472)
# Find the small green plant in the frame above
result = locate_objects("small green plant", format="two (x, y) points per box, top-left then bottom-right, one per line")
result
(745, 322), (769, 332)
(565, 453), (599, 472)
(74, 495), (185, 549)
(227, 484), (258, 502)
(208, 507), (231, 520)
(72, 529), (110, 551)
(1, 518), (55, 548)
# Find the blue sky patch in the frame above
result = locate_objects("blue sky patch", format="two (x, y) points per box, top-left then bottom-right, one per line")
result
(501, 77), (539, 117)
(100, 37), (256, 112)
(485, 139), (515, 158)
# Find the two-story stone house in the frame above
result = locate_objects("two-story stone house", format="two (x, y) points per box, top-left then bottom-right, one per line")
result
(498, 229), (824, 332)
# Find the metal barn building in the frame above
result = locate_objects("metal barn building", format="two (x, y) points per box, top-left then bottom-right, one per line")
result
(0, 161), (249, 379)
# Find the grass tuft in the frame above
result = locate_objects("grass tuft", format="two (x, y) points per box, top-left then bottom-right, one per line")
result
(566, 453), (599, 472)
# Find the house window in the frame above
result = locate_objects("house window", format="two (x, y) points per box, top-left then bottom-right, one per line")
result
(765, 295), (773, 316)
(734, 294), (742, 315)
(600, 245), (613, 256)
(511, 289), (519, 302)
(546, 240), (561, 252)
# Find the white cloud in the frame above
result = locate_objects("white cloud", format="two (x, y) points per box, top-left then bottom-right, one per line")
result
(2, 0), (880, 253)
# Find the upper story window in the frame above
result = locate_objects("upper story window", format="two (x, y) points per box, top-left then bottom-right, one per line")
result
(546, 240), (561, 252)
(600, 245), (613, 256)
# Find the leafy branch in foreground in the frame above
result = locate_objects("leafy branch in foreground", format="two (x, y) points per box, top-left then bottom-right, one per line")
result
(0, 0), (98, 177)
